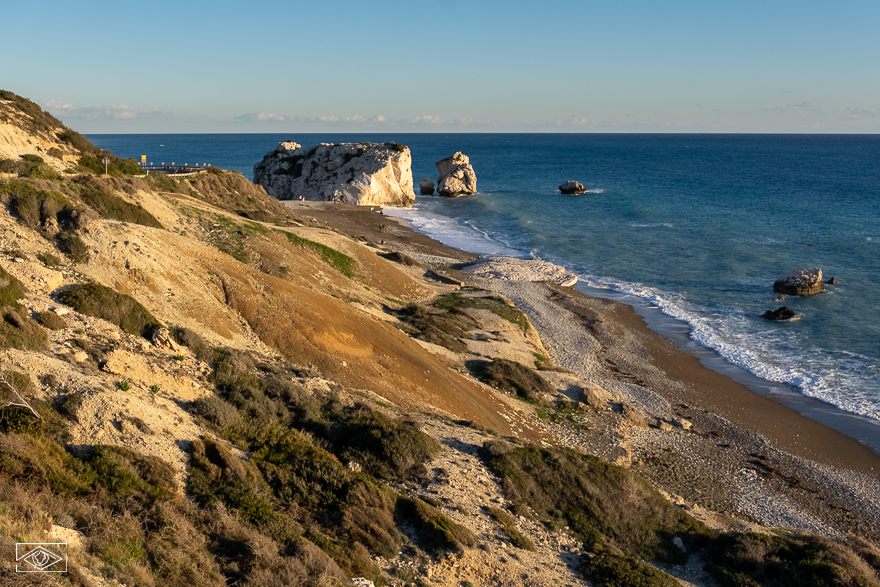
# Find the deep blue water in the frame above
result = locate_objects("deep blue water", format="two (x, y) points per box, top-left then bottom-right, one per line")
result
(88, 133), (880, 429)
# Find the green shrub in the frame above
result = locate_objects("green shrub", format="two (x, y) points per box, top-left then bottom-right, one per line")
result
(36, 311), (68, 330)
(56, 231), (89, 262)
(190, 395), (241, 428)
(79, 445), (176, 500)
(380, 251), (422, 267)
(395, 303), (477, 353)
(38, 252), (63, 267)
(78, 154), (145, 177)
(0, 307), (48, 350)
(706, 532), (880, 587)
(0, 157), (29, 175)
(584, 553), (678, 587)
(58, 283), (162, 338)
(0, 265), (27, 307)
(323, 405), (441, 480)
(78, 187), (162, 228)
(434, 292), (530, 331)
(396, 497), (475, 553)
(487, 506), (535, 551)
(170, 326), (211, 361)
(477, 358), (555, 403)
(483, 445), (710, 567)
(282, 231), (356, 277)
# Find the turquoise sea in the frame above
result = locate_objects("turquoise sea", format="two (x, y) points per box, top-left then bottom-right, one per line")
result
(89, 133), (880, 448)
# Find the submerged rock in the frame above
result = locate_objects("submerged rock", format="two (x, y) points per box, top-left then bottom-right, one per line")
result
(773, 268), (825, 296)
(559, 180), (586, 194)
(826, 276), (838, 285)
(436, 152), (477, 196)
(763, 307), (799, 321)
(253, 140), (415, 207)
(419, 177), (435, 195)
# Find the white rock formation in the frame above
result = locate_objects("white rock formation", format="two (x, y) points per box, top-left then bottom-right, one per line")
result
(253, 140), (415, 207)
(435, 152), (477, 196)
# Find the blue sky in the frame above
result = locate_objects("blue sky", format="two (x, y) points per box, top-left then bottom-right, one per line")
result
(3, 1), (879, 133)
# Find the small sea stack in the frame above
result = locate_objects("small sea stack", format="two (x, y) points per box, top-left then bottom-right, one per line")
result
(773, 267), (825, 296)
(559, 180), (587, 194)
(763, 307), (799, 321)
(436, 152), (477, 196)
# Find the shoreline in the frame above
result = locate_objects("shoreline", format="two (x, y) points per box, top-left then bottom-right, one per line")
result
(379, 203), (880, 463)
(290, 200), (880, 541)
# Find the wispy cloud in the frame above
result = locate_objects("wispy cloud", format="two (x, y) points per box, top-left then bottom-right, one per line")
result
(764, 101), (820, 112)
(842, 107), (878, 119)
(40, 100), (168, 120)
(233, 112), (479, 127)
(234, 112), (288, 123)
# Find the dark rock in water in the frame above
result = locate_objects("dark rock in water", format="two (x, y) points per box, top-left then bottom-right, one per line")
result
(559, 180), (586, 195)
(419, 177), (435, 195)
(826, 277), (837, 285)
(773, 267), (825, 296)
(763, 307), (799, 321)
(773, 294), (786, 301)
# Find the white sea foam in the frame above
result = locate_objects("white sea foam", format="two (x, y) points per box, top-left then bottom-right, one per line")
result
(383, 207), (521, 257)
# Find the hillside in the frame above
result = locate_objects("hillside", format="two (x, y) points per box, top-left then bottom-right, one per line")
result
(1, 91), (879, 587)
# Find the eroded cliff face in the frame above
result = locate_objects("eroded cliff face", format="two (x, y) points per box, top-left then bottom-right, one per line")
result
(0, 91), (82, 172)
(253, 140), (416, 207)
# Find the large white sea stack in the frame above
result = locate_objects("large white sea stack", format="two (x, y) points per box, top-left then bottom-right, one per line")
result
(253, 140), (415, 207)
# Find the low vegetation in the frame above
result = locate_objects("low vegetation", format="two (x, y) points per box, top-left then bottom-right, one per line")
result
(482, 443), (711, 583)
(706, 531), (880, 587)
(476, 358), (555, 403)
(76, 183), (163, 227)
(487, 505), (535, 551)
(282, 231), (356, 277)
(58, 283), (163, 338)
(434, 291), (530, 331)
(0, 266), (48, 351)
(395, 303), (478, 353)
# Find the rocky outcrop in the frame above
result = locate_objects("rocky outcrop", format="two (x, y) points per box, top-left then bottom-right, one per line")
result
(419, 177), (435, 195)
(773, 268), (825, 296)
(559, 181), (586, 195)
(436, 152), (477, 196)
(580, 382), (614, 409)
(763, 307), (799, 321)
(253, 140), (415, 207)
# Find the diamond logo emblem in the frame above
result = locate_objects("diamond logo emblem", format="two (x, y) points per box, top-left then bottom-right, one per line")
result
(16, 543), (67, 572)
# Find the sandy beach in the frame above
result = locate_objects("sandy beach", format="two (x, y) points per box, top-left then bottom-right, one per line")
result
(294, 200), (880, 545)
